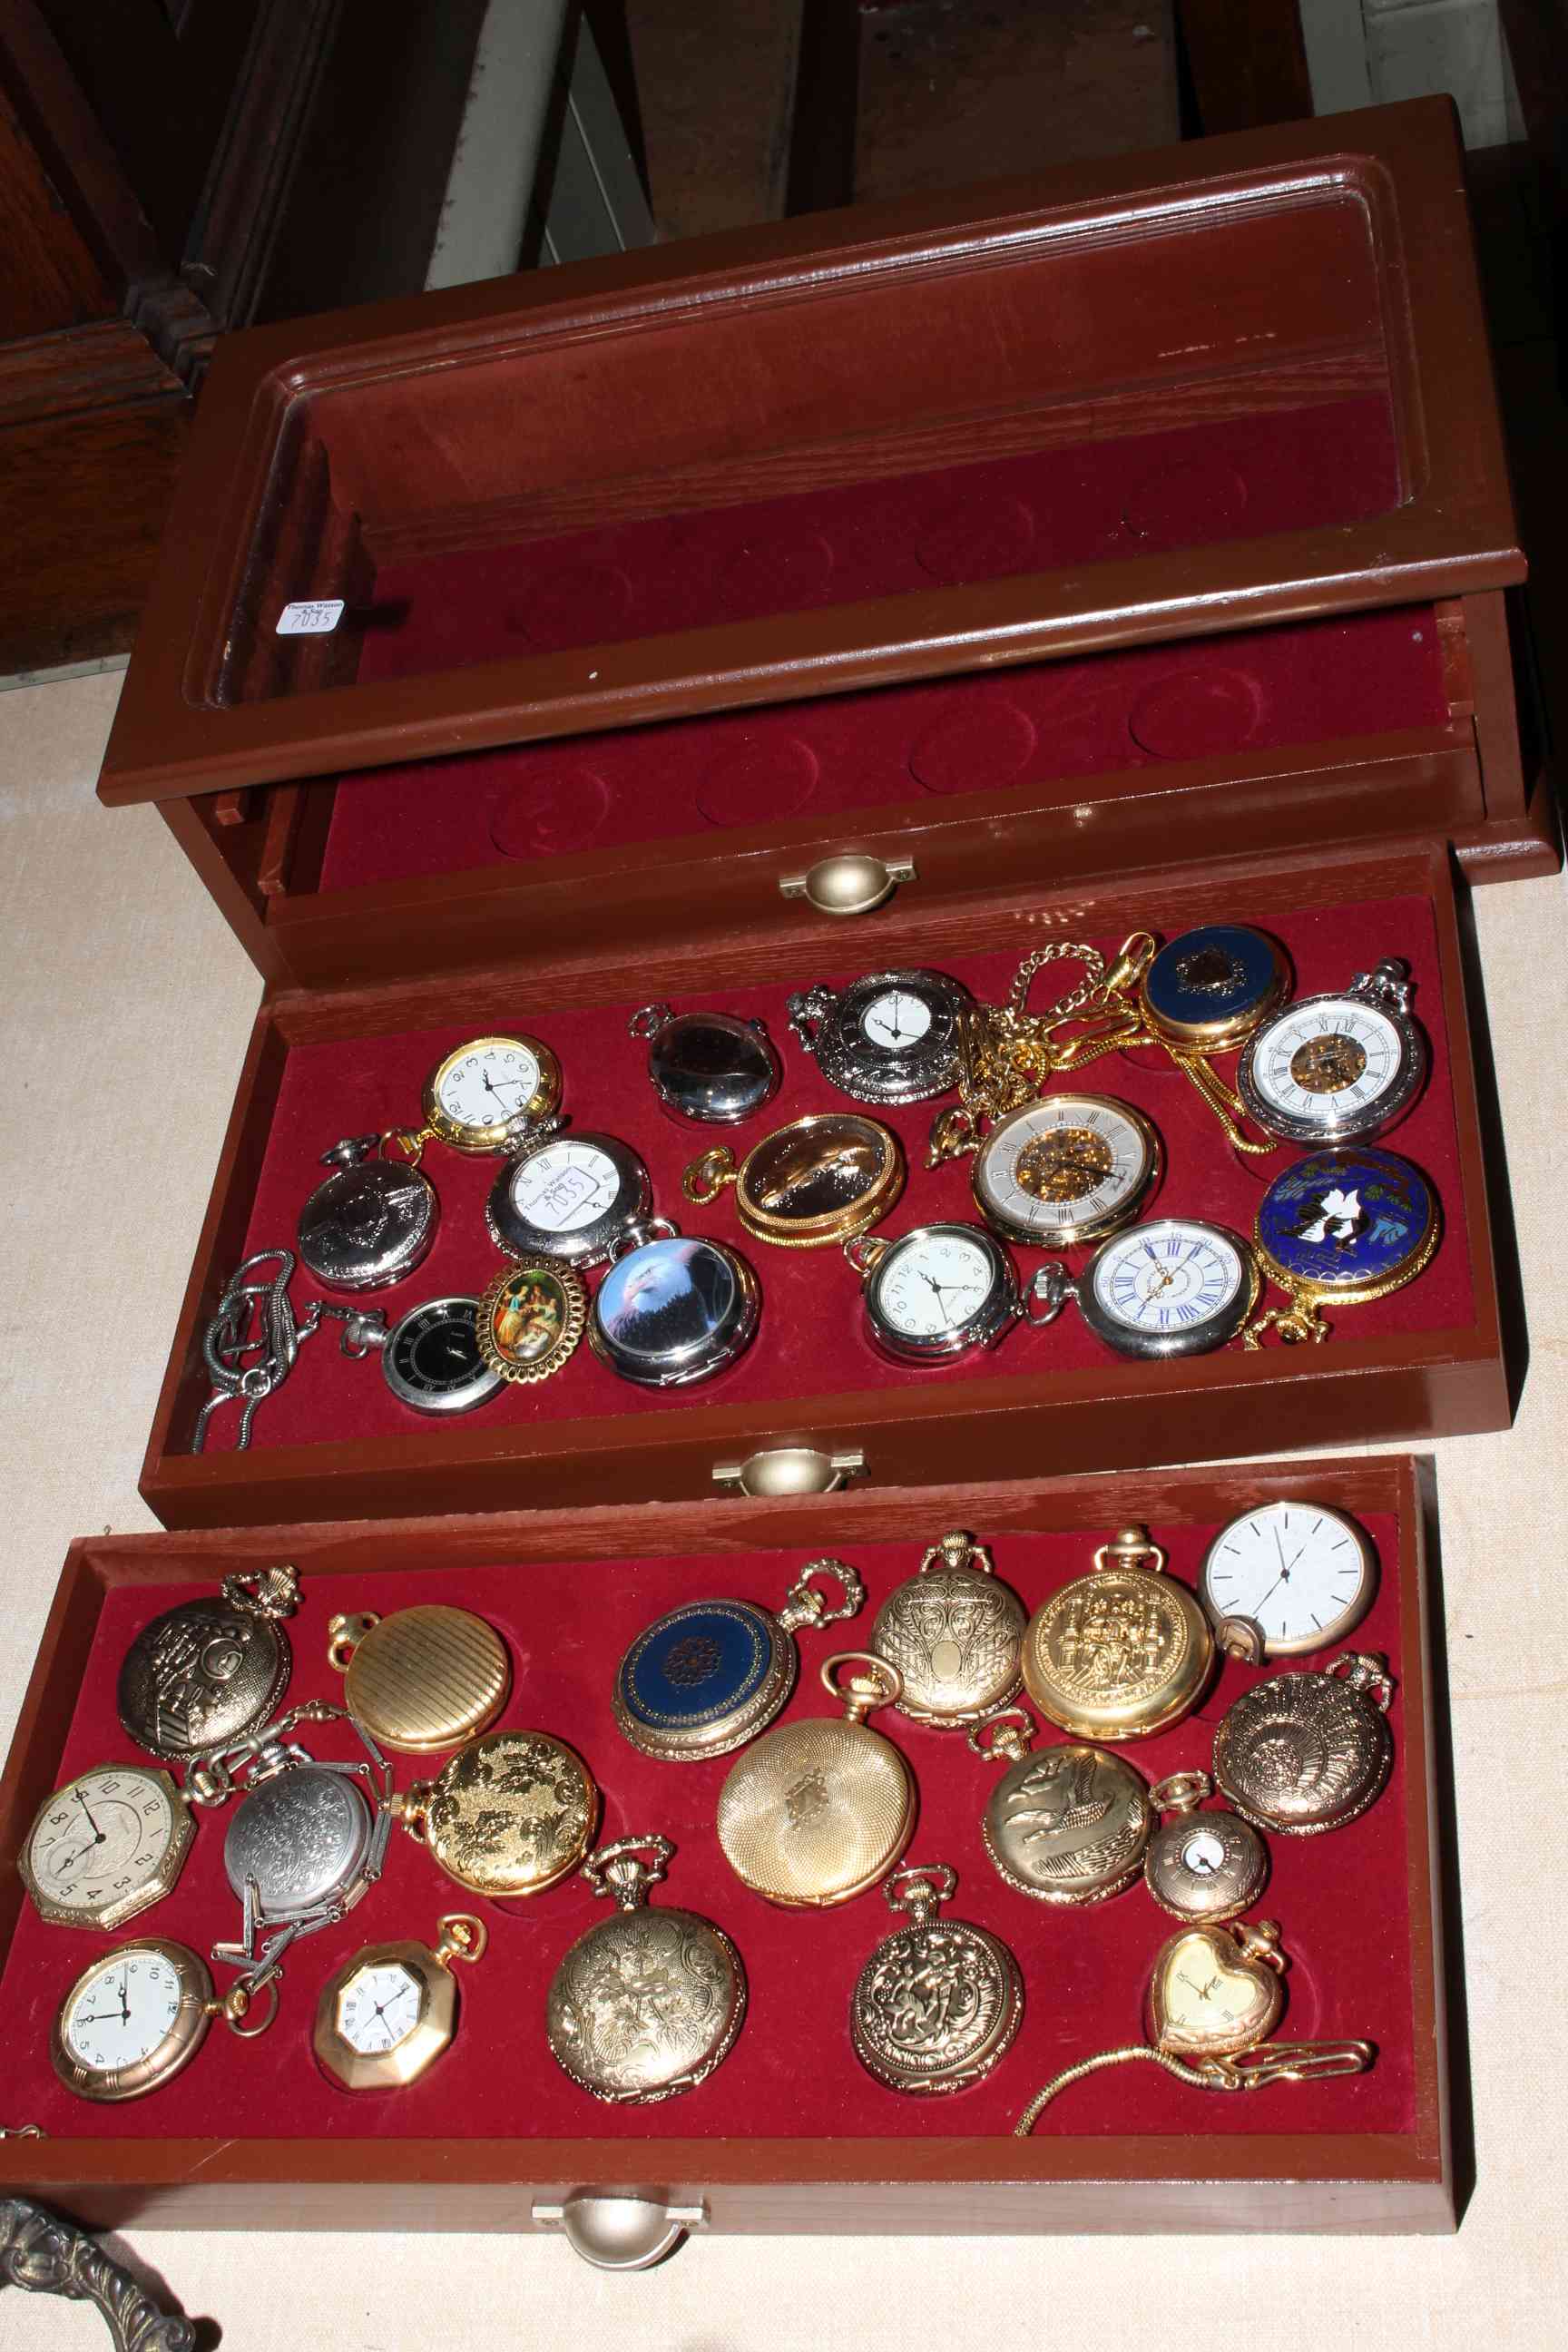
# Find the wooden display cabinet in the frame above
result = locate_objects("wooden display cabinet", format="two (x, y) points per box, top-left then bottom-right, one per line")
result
(0, 1455), (1454, 2237)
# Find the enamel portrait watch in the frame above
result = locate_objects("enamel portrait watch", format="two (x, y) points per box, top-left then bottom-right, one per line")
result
(485, 1129), (651, 1268)
(1034, 1216), (1259, 1358)
(846, 1222), (1054, 1367)
(21, 1765), (194, 1931)
(475, 1258), (587, 1386)
(969, 1094), (1161, 1250)
(787, 970), (972, 1103)
(1199, 1501), (1377, 1660)
(1238, 960), (1426, 1145)
(393, 1034), (563, 1160)
(630, 1003), (780, 1125)
(1247, 1146), (1440, 1346)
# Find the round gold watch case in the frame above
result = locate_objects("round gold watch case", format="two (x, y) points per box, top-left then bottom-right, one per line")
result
(1142, 1770), (1269, 1923)
(314, 1914), (486, 2092)
(328, 1605), (512, 1754)
(850, 1865), (1023, 2095)
(683, 1113), (905, 1248)
(869, 1531), (1025, 1728)
(50, 1938), (217, 2103)
(1137, 925), (1291, 1053)
(975, 1720), (1152, 1906)
(1213, 1651), (1395, 1837)
(421, 1034), (563, 1153)
(1021, 1525), (1215, 1740)
(396, 1729), (599, 1896)
(716, 1653), (916, 1907)
(971, 1094), (1161, 1251)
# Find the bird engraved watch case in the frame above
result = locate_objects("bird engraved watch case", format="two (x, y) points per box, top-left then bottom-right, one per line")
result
(1238, 960), (1427, 1145)
(1199, 1501), (1378, 1661)
(546, 1836), (747, 2105)
(787, 970), (972, 1103)
(716, 1653), (916, 1907)
(1033, 1217), (1260, 1358)
(970, 1710), (1152, 1906)
(590, 1216), (760, 1387)
(21, 1765), (194, 1931)
(967, 1094), (1161, 1250)
(850, 1864), (1024, 2096)
(475, 1257), (587, 1386)
(1021, 1524), (1216, 1740)
(683, 1112), (905, 1248)
(327, 1605), (512, 1754)
(485, 1129), (651, 1267)
(50, 1937), (272, 2103)
(391, 1728), (599, 1897)
(1248, 1146), (1440, 1347)
(868, 1530), (1025, 1726)
(118, 1565), (299, 1763)
(612, 1557), (866, 1762)
(846, 1222), (1054, 1367)
(630, 1003), (780, 1124)
(299, 1136), (439, 1292)
(314, 1913), (487, 2092)
(1142, 1770), (1269, 1923)
(1213, 1651), (1396, 1836)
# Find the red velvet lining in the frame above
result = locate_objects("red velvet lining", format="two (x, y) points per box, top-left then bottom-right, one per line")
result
(351, 396), (1400, 690)
(201, 893), (1472, 1458)
(2, 1512), (1415, 2143)
(318, 603), (1448, 892)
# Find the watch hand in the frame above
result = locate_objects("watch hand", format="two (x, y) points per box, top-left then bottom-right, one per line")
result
(74, 1788), (104, 1839)
(118, 1965), (131, 2026)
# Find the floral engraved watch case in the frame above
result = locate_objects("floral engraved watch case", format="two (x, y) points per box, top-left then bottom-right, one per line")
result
(850, 1865), (1024, 2096)
(392, 1728), (600, 1897)
(786, 970), (973, 1103)
(868, 1530), (1026, 1726)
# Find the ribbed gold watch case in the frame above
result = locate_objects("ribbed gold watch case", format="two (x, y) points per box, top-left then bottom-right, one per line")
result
(1021, 1527), (1214, 1740)
(328, 1605), (512, 1754)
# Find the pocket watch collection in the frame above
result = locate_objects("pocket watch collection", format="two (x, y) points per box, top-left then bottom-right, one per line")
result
(191, 925), (1441, 1450)
(24, 1506), (1386, 2127)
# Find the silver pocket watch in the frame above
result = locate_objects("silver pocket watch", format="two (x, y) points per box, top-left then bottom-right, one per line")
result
(1034, 1215), (1260, 1358)
(486, 1129), (651, 1267)
(1237, 958), (1427, 1145)
(589, 1216), (760, 1387)
(630, 1002), (780, 1124)
(298, 1137), (439, 1292)
(846, 1222), (1054, 1367)
(345, 1295), (504, 1416)
(787, 969), (972, 1103)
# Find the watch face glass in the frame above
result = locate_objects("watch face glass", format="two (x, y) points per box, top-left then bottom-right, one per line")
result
(1090, 1220), (1247, 1345)
(1246, 998), (1413, 1136)
(877, 1229), (1000, 1338)
(652, 1015), (778, 1123)
(1202, 1502), (1377, 1652)
(436, 1040), (542, 1132)
(1256, 1148), (1436, 1293)
(859, 988), (934, 1052)
(28, 1769), (179, 1921)
(338, 1960), (425, 2055)
(508, 1140), (624, 1234)
(595, 1237), (741, 1376)
(976, 1098), (1154, 1242)
(487, 1268), (570, 1367)
(617, 1601), (778, 1739)
(386, 1298), (499, 1412)
(63, 1949), (183, 2072)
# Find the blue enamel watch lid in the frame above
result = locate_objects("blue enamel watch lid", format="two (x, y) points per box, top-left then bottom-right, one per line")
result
(612, 1559), (865, 1761)
(1140, 926), (1290, 1051)
(1255, 1146), (1440, 1308)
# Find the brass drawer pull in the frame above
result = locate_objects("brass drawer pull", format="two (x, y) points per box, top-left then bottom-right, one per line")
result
(532, 2193), (707, 2269)
(779, 855), (916, 916)
(712, 1446), (867, 1497)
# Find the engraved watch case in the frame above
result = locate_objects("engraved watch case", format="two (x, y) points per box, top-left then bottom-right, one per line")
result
(869, 1530), (1025, 1726)
(786, 970), (973, 1103)
(975, 1717), (1152, 1906)
(298, 1140), (438, 1292)
(328, 1604), (512, 1754)
(715, 1653), (915, 1907)
(1213, 1651), (1396, 1836)
(117, 1568), (299, 1763)
(1020, 1524), (1215, 1740)
(850, 1865), (1023, 2095)
(395, 1729), (599, 1896)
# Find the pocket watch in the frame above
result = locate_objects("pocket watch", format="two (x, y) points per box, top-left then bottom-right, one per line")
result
(869, 1530), (1025, 1727)
(590, 1217), (760, 1387)
(392, 1728), (600, 1897)
(1139, 925), (1291, 1054)
(118, 1565), (299, 1763)
(546, 1837), (747, 2105)
(850, 1864), (1024, 2096)
(1020, 1524), (1215, 1740)
(684, 1112), (905, 1248)
(1034, 1215), (1259, 1357)
(1247, 1146), (1440, 1346)
(970, 1710), (1151, 1906)
(612, 1556), (865, 1761)
(485, 1129), (651, 1267)
(1142, 1769), (1269, 1922)
(215, 1712), (394, 1984)
(20, 1765), (194, 1931)
(846, 1222), (1052, 1367)
(475, 1256), (587, 1384)
(787, 969), (972, 1103)
(1014, 1916), (1373, 2132)
(314, 1913), (486, 2092)
(716, 1653), (916, 1907)
(1213, 1651), (1395, 1836)
(1237, 959), (1426, 1145)
(391, 1034), (563, 1160)
(50, 1938), (270, 2103)
(328, 1605), (512, 1754)
(299, 1136), (439, 1292)
(351, 1294), (506, 1414)
(1199, 1500), (1378, 1660)
(969, 1094), (1161, 1250)
(630, 1002), (780, 1125)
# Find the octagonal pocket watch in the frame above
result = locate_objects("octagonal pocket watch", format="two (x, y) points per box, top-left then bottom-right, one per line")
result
(21, 1764), (194, 1932)
(314, 1913), (487, 2092)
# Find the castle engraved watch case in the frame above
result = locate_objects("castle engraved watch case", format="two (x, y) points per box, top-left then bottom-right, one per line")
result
(971, 1710), (1152, 1906)
(787, 970), (972, 1103)
(1021, 1524), (1216, 1740)
(850, 1864), (1024, 2096)
(868, 1530), (1025, 1726)
(716, 1653), (916, 1907)
(117, 1566), (299, 1763)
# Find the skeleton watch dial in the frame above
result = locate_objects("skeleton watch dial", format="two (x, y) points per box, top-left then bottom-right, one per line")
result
(973, 1094), (1161, 1249)
(1238, 962), (1426, 1144)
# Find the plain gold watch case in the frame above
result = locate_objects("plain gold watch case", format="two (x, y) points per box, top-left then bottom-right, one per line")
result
(421, 1033), (563, 1153)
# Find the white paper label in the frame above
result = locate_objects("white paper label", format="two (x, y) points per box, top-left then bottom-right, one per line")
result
(276, 598), (345, 636)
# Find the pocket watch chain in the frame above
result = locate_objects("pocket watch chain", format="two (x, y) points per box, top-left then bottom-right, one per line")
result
(1012, 2037), (1374, 2134)
(192, 1248), (386, 1452)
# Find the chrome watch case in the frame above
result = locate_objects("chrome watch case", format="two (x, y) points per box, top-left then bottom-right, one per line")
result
(485, 1129), (651, 1268)
(847, 1222), (1051, 1367)
(1034, 1216), (1259, 1359)
(630, 1002), (780, 1125)
(1237, 958), (1427, 1145)
(357, 1295), (504, 1415)
(786, 969), (972, 1103)
(589, 1217), (760, 1387)
(298, 1137), (438, 1292)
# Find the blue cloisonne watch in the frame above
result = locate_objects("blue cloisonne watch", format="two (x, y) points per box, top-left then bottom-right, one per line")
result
(612, 1558), (866, 1761)
(1246, 1145), (1440, 1347)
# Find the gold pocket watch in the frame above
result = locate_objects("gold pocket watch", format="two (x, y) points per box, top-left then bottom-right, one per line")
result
(966, 1094), (1161, 1250)
(392, 1034), (563, 1160)
(1013, 1918), (1372, 2132)
(716, 1653), (916, 1907)
(683, 1112), (905, 1248)
(970, 1710), (1151, 1906)
(1142, 1769), (1269, 1922)
(328, 1605), (512, 1754)
(51, 1938), (272, 2103)
(1021, 1524), (1215, 1740)
(1246, 1146), (1441, 1348)
(20, 1764), (194, 1932)
(868, 1530), (1025, 1728)
(850, 1865), (1024, 2096)
(314, 1913), (486, 2092)
(1213, 1651), (1395, 1835)
(1198, 1500), (1378, 1661)
(392, 1729), (600, 1897)
(475, 1255), (588, 1386)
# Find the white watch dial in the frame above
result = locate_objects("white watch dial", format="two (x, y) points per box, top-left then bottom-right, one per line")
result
(859, 990), (933, 1052)
(438, 1042), (542, 1132)
(977, 1098), (1152, 1238)
(508, 1141), (621, 1233)
(1091, 1221), (1246, 1338)
(337, 1960), (425, 2054)
(26, 1768), (181, 1923)
(63, 1949), (183, 2071)
(1201, 1502), (1377, 1652)
(879, 1230), (999, 1337)
(1249, 1000), (1404, 1129)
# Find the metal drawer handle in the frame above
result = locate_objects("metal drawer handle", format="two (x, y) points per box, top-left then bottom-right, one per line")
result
(712, 1446), (867, 1497)
(779, 855), (915, 916)
(532, 2193), (707, 2269)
